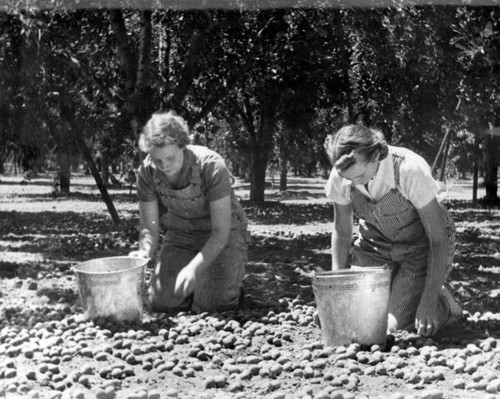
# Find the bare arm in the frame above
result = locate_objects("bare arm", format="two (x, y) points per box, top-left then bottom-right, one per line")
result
(175, 195), (231, 296)
(188, 195), (231, 271)
(415, 198), (452, 335)
(331, 202), (354, 270)
(130, 200), (160, 258)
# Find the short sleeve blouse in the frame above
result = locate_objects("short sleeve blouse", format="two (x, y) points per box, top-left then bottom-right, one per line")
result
(325, 146), (441, 209)
(136, 145), (232, 203)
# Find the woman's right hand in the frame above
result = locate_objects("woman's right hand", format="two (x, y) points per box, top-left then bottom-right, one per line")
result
(175, 263), (197, 298)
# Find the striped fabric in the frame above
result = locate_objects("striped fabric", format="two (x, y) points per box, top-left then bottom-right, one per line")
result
(350, 153), (456, 331)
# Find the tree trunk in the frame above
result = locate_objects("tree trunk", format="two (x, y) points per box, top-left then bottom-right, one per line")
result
(485, 166), (498, 200)
(250, 151), (268, 202)
(238, 156), (250, 181)
(168, 14), (211, 112)
(133, 10), (154, 127)
(60, 98), (121, 225)
(108, 10), (137, 96)
(236, 95), (275, 202)
(278, 132), (288, 192)
(473, 159), (479, 204)
(57, 151), (71, 195)
(432, 128), (452, 176)
(484, 134), (498, 202)
(109, 9), (154, 133)
(77, 135), (121, 225)
(335, 10), (354, 124)
(3, 15), (23, 176)
(232, 161), (241, 177)
(136, 11), (152, 94)
(101, 158), (111, 186)
(439, 135), (451, 182)
(249, 102), (277, 203)
(472, 129), (483, 204)
(279, 159), (288, 192)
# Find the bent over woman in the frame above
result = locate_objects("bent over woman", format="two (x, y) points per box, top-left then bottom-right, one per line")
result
(130, 111), (248, 313)
(324, 124), (461, 337)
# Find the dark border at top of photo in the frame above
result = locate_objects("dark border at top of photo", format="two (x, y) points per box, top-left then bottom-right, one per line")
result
(1, 0), (500, 11)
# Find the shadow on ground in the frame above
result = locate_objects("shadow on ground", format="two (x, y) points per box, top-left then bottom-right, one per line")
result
(1, 195), (500, 343)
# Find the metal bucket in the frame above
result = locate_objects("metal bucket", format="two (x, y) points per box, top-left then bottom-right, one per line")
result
(73, 256), (148, 322)
(312, 266), (391, 347)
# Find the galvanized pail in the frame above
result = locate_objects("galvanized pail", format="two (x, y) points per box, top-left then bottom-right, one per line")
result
(73, 256), (148, 322)
(312, 266), (391, 347)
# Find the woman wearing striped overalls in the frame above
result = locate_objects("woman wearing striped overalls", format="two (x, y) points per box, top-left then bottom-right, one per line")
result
(130, 111), (248, 313)
(324, 125), (461, 337)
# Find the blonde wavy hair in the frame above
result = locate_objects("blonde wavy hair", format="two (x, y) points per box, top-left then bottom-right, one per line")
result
(139, 111), (191, 153)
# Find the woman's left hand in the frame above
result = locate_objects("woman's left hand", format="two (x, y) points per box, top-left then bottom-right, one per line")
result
(415, 297), (440, 337)
(174, 264), (197, 298)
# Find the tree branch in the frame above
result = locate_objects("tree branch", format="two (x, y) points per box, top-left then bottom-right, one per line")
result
(168, 11), (213, 112)
(136, 10), (152, 93)
(108, 9), (137, 96)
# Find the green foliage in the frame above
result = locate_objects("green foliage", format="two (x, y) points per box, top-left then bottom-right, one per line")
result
(452, 7), (500, 123)
(1, 5), (499, 199)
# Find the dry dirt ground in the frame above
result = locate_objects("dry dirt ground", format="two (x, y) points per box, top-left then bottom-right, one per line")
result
(0, 173), (499, 399)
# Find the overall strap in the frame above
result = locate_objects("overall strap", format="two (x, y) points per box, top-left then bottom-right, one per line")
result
(391, 153), (404, 190)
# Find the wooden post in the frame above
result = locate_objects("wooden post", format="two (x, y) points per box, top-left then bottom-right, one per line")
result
(472, 131), (481, 204)
(473, 158), (478, 204)
(76, 134), (121, 225)
(431, 128), (452, 177)
(439, 131), (452, 182)
(60, 98), (121, 225)
(484, 126), (500, 203)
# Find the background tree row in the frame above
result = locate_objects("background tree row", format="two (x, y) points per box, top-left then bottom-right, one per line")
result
(0, 5), (499, 204)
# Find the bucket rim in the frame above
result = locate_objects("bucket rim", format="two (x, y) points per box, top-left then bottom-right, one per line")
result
(313, 267), (389, 279)
(72, 256), (150, 275)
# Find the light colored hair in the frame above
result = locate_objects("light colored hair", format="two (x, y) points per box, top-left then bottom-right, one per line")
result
(139, 111), (191, 152)
(324, 124), (388, 172)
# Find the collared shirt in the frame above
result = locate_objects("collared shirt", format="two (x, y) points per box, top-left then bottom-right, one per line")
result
(137, 145), (231, 203)
(325, 145), (442, 209)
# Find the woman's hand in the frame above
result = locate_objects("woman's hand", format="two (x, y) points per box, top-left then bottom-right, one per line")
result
(173, 195), (232, 300)
(174, 264), (197, 298)
(415, 198), (453, 337)
(415, 296), (439, 337)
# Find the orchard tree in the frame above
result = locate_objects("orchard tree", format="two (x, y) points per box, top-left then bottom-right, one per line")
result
(221, 9), (343, 201)
(0, 10), (54, 176)
(452, 6), (500, 202)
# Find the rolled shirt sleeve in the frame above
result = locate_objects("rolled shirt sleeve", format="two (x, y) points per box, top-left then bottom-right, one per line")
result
(399, 151), (441, 209)
(325, 167), (352, 205)
(136, 157), (158, 203)
(201, 153), (232, 202)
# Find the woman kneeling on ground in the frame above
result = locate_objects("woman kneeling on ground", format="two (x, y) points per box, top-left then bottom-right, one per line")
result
(323, 124), (462, 337)
(130, 111), (248, 313)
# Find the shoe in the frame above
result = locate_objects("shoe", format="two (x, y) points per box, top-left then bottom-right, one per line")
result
(442, 282), (463, 320)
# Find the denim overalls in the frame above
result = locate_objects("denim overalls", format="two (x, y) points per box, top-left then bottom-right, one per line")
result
(149, 156), (248, 313)
(351, 152), (456, 331)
